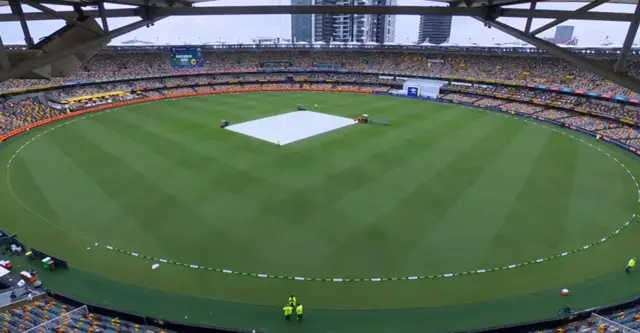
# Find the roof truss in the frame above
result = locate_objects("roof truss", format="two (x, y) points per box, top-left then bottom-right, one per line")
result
(0, 5), (635, 22)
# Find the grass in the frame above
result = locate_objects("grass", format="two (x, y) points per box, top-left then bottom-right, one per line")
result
(0, 91), (639, 333)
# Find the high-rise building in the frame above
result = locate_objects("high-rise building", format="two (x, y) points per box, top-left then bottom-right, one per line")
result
(554, 25), (574, 45)
(310, 0), (396, 43)
(291, 0), (313, 43)
(371, 0), (396, 43)
(312, 0), (336, 43)
(326, 0), (371, 43)
(417, 15), (452, 45)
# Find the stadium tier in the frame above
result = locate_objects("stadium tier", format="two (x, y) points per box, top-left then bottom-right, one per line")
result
(0, 296), (173, 333)
(1, 50), (640, 98)
(0, 46), (639, 333)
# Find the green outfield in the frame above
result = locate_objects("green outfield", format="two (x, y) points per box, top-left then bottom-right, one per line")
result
(0, 91), (639, 333)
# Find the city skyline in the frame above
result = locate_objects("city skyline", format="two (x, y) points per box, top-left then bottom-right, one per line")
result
(0, 0), (638, 46)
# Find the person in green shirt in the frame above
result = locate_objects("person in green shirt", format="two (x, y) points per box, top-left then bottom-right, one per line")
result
(282, 304), (293, 321)
(296, 303), (304, 321)
(626, 257), (636, 273)
(288, 295), (297, 307)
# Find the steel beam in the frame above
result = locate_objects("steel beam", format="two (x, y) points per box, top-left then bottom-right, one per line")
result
(106, 0), (193, 6)
(73, 4), (84, 17)
(0, 35), (11, 70)
(128, 7), (638, 22)
(98, 1), (110, 33)
(0, 16), (166, 82)
(108, 7), (640, 22)
(614, 1), (640, 73)
(0, 8), (136, 22)
(529, 0), (609, 36)
(34, 0), (96, 6)
(0, 6), (634, 22)
(9, 0), (34, 47)
(24, 1), (105, 35)
(524, 0), (536, 35)
(475, 18), (640, 94)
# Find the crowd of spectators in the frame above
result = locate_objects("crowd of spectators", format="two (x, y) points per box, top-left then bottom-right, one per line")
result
(1, 50), (639, 97)
(0, 97), (63, 136)
(42, 73), (393, 101)
(161, 87), (196, 95)
(444, 84), (590, 109)
(474, 98), (508, 107)
(143, 91), (164, 98)
(499, 102), (547, 115)
(535, 109), (575, 120)
(443, 84), (640, 122)
(578, 100), (622, 117)
(440, 93), (481, 104)
(627, 137), (640, 148)
(600, 127), (640, 141)
(194, 86), (215, 93)
(621, 105), (640, 121)
(564, 115), (618, 131)
(48, 82), (135, 101)
(431, 91), (639, 148)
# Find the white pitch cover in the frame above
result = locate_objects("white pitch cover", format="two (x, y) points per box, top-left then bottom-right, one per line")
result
(225, 111), (356, 145)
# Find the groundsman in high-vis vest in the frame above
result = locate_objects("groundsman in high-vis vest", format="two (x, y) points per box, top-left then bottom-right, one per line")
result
(296, 304), (304, 321)
(626, 257), (636, 273)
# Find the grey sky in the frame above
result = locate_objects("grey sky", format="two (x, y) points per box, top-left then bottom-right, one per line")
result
(0, 0), (637, 46)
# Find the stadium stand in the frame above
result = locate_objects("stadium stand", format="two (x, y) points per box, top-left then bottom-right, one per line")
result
(1, 50), (640, 97)
(0, 98), (64, 136)
(530, 307), (640, 333)
(0, 297), (173, 333)
(535, 109), (576, 120)
(498, 102), (546, 115)
(563, 115), (618, 132)
(440, 93), (482, 104)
